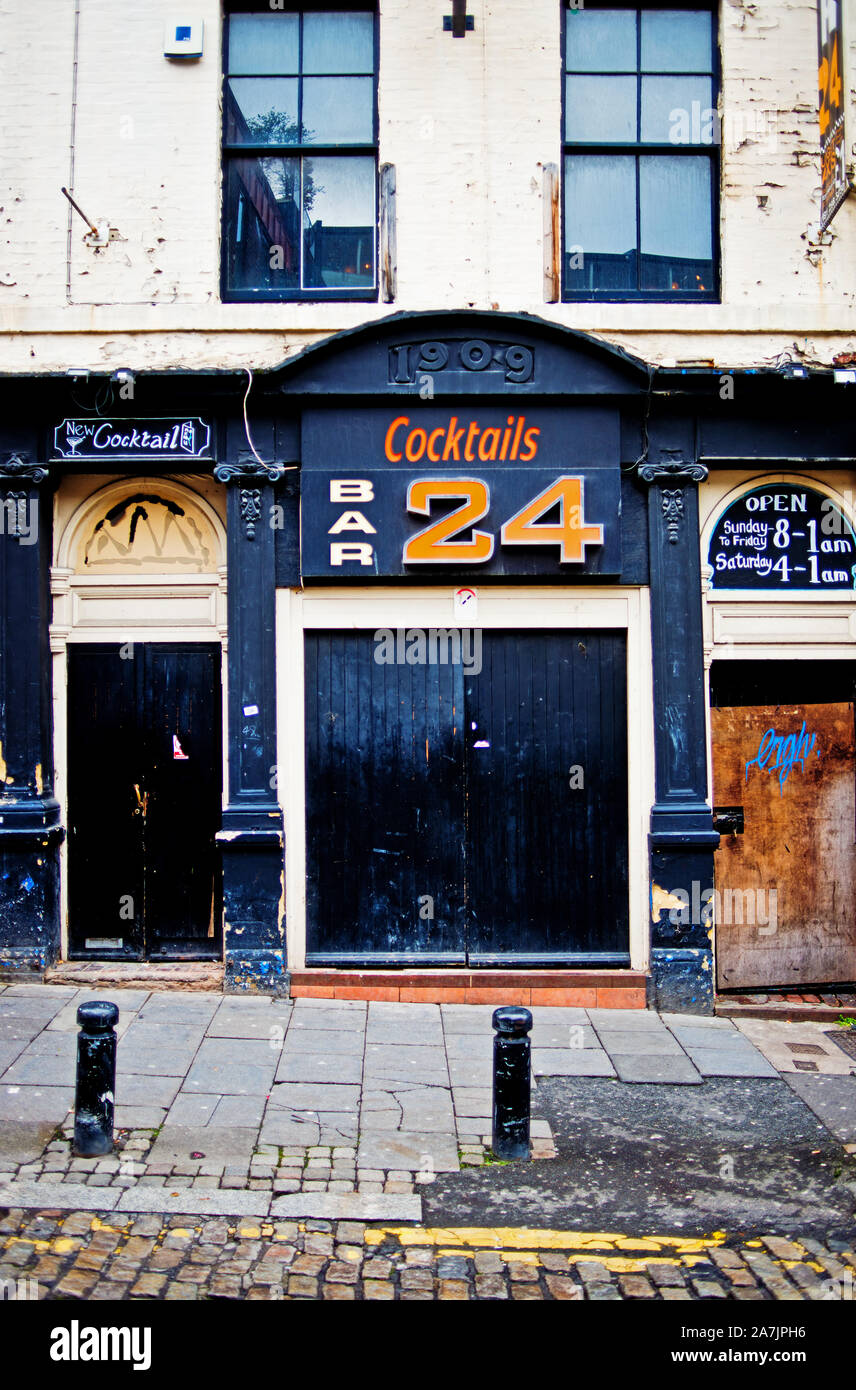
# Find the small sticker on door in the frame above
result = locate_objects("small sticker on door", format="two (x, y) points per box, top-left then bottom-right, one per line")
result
(173, 734), (189, 760)
(454, 587), (478, 622)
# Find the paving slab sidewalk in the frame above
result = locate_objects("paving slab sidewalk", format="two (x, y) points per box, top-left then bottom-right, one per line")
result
(0, 984), (853, 1221)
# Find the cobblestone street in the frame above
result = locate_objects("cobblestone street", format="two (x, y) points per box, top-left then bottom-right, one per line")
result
(1, 1207), (854, 1302)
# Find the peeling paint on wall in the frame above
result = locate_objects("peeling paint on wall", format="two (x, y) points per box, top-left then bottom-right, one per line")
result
(0, 0), (852, 370)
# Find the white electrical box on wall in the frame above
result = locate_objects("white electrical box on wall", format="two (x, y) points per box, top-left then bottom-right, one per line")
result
(164, 19), (204, 58)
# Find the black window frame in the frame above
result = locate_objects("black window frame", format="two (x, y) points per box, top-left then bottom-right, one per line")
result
(561, 0), (720, 304)
(221, 1), (380, 304)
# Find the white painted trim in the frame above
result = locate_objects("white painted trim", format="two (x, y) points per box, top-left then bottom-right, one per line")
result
(55, 474), (227, 572)
(699, 468), (856, 841)
(277, 585), (654, 973)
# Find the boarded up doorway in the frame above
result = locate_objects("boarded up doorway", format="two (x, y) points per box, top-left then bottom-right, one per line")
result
(710, 662), (856, 990)
(305, 628), (629, 966)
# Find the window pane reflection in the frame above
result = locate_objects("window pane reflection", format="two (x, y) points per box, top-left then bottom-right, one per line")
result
(225, 79), (299, 145)
(566, 76), (637, 142)
(566, 10), (637, 71)
(639, 156), (713, 291)
(564, 155), (637, 291)
(303, 156), (375, 288)
(228, 15), (299, 74)
(303, 13), (374, 73)
(641, 76), (714, 143)
(641, 12), (712, 72)
(226, 157), (301, 293)
(302, 77), (374, 143)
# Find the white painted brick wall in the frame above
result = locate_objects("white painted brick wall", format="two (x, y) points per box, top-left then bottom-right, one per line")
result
(0, 0), (854, 370)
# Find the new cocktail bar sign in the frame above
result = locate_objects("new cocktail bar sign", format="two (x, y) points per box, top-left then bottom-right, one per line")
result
(53, 418), (212, 461)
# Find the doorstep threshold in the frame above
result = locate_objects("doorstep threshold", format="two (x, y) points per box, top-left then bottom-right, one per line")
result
(291, 966), (647, 1008)
(43, 960), (225, 993)
(716, 989), (856, 1024)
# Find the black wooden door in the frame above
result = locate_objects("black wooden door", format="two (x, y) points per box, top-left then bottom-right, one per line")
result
(305, 632), (467, 964)
(67, 643), (222, 959)
(465, 631), (629, 963)
(305, 629), (629, 965)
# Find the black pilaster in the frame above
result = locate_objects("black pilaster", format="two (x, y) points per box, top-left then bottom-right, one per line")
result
(639, 453), (719, 1014)
(0, 454), (63, 976)
(215, 456), (287, 995)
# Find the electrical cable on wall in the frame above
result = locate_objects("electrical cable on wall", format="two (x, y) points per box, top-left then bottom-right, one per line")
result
(242, 367), (297, 471)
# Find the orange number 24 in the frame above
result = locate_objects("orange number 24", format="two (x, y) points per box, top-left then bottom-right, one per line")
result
(501, 477), (604, 563)
(403, 479), (494, 563)
(403, 476), (603, 565)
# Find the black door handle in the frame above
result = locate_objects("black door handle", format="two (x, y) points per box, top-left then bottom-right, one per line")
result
(713, 806), (744, 836)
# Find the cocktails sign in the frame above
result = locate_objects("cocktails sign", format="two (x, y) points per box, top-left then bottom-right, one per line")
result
(300, 406), (621, 578)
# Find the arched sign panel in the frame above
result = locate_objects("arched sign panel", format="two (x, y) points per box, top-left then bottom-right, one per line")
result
(708, 483), (856, 590)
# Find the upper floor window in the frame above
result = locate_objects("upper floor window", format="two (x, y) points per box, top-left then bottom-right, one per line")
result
(562, 4), (718, 301)
(222, 7), (377, 301)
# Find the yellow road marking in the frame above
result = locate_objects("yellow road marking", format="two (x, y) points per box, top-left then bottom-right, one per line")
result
(574, 1255), (684, 1274)
(433, 1244), (705, 1273)
(89, 1217), (129, 1234)
(364, 1226), (728, 1254)
(52, 1237), (81, 1254)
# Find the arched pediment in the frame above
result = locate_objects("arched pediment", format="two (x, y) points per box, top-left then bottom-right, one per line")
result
(57, 478), (226, 576)
(267, 310), (650, 399)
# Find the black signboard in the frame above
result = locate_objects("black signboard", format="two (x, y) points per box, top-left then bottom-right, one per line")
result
(300, 406), (621, 579)
(53, 418), (212, 461)
(708, 484), (856, 590)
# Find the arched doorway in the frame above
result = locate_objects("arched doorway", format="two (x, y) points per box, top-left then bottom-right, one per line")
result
(52, 476), (227, 960)
(701, 472), (856, 990)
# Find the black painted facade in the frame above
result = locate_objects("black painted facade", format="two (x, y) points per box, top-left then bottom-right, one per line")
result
(1, 311), (853, 1011)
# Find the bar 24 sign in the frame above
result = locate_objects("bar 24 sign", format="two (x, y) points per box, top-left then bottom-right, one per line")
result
(300, 408), (622, 578)
(708, 483), (856, 590)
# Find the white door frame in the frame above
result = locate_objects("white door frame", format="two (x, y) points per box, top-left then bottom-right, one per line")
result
(699, 470), (856, 807)
(277, 585), (654, 971)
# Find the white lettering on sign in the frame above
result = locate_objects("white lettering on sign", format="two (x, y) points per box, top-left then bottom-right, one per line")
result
(328, 511), (377, 535)
(330, 480), (375, 502)
(330, 543), (375, 566)
(744, 493), (808, 513)
(91, 422), (183, 452)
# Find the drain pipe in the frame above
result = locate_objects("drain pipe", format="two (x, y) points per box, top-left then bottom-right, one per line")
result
(65, 0), (81, 303)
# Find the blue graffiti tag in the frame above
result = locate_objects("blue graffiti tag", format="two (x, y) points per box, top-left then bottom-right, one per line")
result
(744, 721), (820, 794)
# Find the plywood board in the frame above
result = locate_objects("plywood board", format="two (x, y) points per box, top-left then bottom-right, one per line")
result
(711, 702), (856, 989)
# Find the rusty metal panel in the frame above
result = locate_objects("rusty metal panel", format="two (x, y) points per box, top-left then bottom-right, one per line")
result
(543, 163), (560, 303)
(712, 702), (856, 989)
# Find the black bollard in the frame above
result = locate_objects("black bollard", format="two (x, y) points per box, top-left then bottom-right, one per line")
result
(491, 1005), (533, 1159)
(73, 1001), (119, 1156)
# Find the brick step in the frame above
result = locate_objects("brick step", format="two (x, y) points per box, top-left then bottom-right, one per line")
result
(43, 961), (225, 993)
(289, 968), (647, 1008)
(716, 992), (856, 1025)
